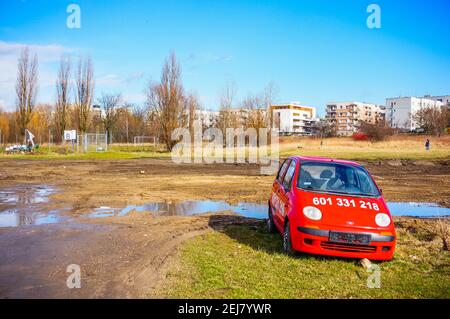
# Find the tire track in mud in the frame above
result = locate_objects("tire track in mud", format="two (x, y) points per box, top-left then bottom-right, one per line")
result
(0, 214), (254, 298)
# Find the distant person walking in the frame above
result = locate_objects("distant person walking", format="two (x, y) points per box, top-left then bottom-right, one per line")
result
(425, 139), (430, 151)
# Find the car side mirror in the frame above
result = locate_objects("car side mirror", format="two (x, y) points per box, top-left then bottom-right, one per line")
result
(379, 188), (383, 194)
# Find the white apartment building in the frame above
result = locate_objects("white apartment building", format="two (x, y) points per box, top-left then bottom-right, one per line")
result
(422, 94), (450, 106)
(385, 96), (443, 131)
(194, 109), (220, 128)
(271, 103), (318, 135)
(326, 102), (385, 136)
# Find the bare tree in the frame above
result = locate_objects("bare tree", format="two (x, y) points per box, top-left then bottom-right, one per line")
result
(261, 82), (278, 127)
(217, 81), (237, 131)
(359, 121), (394, 141)
(98, 93), (122, 144)
(219, 80), (237, 110)
(412, 106), (448, 136)
(242, 82), (278, 130)
(15, 47), (38, 139)
(75, 56), (94, 134)
(186, 93), (199, 134)
(55, 55), (71, 142)
(242, 94), (266, 130)
(145, 52), (187, 151)
(313, 120), (337, 138)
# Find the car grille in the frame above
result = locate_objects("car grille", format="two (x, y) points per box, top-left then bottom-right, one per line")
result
(321, 241), (377, 253)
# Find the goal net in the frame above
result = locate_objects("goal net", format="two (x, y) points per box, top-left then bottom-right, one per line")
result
(78, 133), (108, 153)
(133, 136), (158, 146)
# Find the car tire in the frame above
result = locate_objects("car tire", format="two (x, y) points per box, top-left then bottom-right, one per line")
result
(283, 220), (295, 255)
(267, 206), (276, 233)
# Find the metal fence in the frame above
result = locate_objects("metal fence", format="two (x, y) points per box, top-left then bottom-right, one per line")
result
(77, 133), (108, 153)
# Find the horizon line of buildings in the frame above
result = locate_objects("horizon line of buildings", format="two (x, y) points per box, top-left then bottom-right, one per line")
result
(193, 93), (449, 136)
(85, 93), (449, 137)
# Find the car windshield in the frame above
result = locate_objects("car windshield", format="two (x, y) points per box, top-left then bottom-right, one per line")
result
(297, 161), (380, 197)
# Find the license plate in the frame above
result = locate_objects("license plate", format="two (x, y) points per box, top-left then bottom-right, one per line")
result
(329, 231), (371, 245)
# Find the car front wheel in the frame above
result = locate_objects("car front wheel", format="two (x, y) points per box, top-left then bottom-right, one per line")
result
(283, 220), (295, 255)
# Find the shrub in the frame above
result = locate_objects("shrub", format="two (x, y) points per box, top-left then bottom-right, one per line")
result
(359, 121), (395, 141)
(352, 133), (368, 141)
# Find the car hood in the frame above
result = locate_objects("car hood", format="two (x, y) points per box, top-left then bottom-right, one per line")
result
(296, 189), (392, 231)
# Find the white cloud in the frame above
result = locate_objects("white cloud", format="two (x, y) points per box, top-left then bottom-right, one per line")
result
(0, 41), (73, 62)
(184, 52), (233, 73)
(96, 74), (122, 87)
(125, 71), (144, 83)
(0, 41), (74, 110)
(96, 71), (146, 87)
(122, 92), (145, 104)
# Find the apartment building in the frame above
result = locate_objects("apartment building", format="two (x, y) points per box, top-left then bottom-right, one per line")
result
(385, 96), (443, 131)
(422, 94), (450, 106)
(194, 109), (220, 128)
(270, 103), (318, 135)
(326, 102), (385, 136)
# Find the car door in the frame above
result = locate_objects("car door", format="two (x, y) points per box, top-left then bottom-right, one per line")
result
(271, 159), (290, 230)
(278, 160), (297, 229)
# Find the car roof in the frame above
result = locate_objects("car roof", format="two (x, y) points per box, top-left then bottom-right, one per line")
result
(288, 156), (360, 167)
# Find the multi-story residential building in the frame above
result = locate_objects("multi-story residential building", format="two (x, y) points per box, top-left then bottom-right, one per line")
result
(325, 102), (385, 136)
(421, 94), (450, 107)
(194, 109), (220, 128)
(385, 96), (443, 131)
(270, 102), (318, 135)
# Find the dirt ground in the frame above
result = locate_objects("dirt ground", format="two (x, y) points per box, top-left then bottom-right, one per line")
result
(0, 158), (449, 298)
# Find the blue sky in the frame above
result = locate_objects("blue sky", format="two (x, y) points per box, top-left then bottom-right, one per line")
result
(0, 0), (449, 115)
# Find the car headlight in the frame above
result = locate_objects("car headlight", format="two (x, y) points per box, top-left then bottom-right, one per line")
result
(303, 206), (322, 221)
(375, 213), (391, 227)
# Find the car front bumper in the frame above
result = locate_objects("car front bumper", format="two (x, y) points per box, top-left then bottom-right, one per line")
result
(293, 226), (396, 261)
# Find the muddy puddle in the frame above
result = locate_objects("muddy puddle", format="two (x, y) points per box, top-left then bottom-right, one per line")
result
(89, 201), (268, 219)
(0, 185), (54, 205)
(0, 185), (69, 227)
(88, 200), (450, 220)
(0, 184), (449, 227)
(387, 202), (450, 218)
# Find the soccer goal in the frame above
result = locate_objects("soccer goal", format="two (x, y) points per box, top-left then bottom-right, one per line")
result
(133, 136), (159, 146)
(78, 133), (108, 153)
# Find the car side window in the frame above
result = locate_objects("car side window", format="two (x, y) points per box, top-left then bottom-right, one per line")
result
(276, 160), (290, 184)
(282, 160), (297, 190)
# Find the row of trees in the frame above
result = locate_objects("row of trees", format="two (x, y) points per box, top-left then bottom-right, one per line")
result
(1, 49), (277, 150)
(4, 47), (447, 149)
(10, 48), (97, 142)
(412, 106), (449, 136)
(0, 47), (156, 145)
(144, 53), (278, 150)
(0, 100), (153, 145)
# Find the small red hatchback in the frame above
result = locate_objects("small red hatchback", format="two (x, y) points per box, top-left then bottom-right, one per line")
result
(268, 156), (396, 260)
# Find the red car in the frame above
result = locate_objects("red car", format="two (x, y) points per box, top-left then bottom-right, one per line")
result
(268, 156), (396, 260)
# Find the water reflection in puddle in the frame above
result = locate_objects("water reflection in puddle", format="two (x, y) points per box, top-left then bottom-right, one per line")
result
(1, 184), (449, 228)
(387, 202), (450, 218)
(0, 185), (69, 227)
(89, 200), (450, 220)
(0, 209), (67, 227)
(0, 185), (54, 205)
(89, 201), (268, 219)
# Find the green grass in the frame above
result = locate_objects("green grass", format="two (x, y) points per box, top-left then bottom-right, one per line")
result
(2, 137), (450, 161)
(162, 222), (450, 298)
(279, 146), (450, 161)
(0, 143), (171, 160)
(0, 150), (170, 160)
